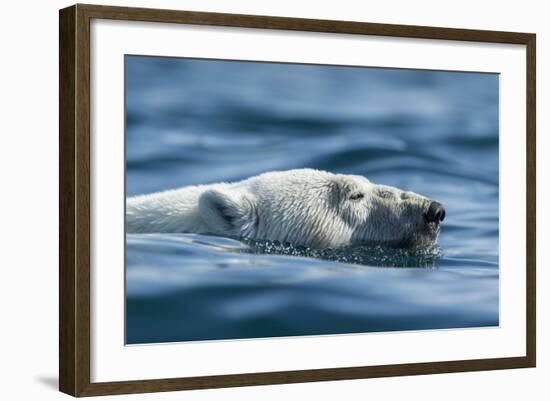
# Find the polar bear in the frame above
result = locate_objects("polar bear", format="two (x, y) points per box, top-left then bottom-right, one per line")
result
(126, 169), (445, 249)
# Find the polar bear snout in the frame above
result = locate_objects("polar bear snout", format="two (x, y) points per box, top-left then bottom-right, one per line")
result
(424, 201), (445, 223)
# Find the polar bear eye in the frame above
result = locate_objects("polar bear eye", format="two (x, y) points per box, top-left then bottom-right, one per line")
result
(349, 193), (364, 201)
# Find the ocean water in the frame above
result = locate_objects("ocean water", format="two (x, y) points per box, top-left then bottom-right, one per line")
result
(125, 56), (499, 344)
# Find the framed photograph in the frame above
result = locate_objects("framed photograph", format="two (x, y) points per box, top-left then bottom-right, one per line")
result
(59, 4), (536, 397)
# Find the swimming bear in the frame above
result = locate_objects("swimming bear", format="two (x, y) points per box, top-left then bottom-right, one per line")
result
(126, 168), (445, 249)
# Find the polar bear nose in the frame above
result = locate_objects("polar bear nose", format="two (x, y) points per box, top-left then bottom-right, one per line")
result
(425, 201), (445, 223)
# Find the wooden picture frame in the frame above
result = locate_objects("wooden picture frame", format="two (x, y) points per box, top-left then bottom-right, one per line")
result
(59, 3), (536, 397)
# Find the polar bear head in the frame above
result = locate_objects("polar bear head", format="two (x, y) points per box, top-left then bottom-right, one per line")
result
(198, 169), (445, 249)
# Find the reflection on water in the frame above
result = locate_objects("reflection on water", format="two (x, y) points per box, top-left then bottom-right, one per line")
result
(125, 56), (499, 344)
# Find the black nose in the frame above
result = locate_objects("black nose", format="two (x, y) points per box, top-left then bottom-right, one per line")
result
(425, 201), (445, 223)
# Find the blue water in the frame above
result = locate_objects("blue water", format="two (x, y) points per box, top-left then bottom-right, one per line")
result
(125, 56), (499, 344)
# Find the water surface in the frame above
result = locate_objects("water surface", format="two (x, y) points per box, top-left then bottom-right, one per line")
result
(125, 56), (499, 344)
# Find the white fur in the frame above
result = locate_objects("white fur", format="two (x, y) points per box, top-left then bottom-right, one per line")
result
(126, 169), (440, 249)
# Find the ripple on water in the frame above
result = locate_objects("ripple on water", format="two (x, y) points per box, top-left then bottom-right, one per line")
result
(240, 238), (443, 268)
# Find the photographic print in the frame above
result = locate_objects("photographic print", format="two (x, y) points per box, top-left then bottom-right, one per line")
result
(124, 55), (499, 344)
(59, 6), (535, 395)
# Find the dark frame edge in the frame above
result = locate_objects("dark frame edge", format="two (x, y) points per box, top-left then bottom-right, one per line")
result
(59, 3), (537, 397)
(74, 3), (535, 43)
(60, 4), (92, 397)
(59, 4), (77, 397)
(525, 33), (536, 368)
(77, 356), (532, 397)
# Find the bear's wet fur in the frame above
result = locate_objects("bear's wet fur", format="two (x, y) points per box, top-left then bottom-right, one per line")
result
(126, 169), (443, 249)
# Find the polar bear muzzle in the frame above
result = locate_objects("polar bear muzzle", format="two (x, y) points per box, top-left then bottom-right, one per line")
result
(424, 201), (446, 223)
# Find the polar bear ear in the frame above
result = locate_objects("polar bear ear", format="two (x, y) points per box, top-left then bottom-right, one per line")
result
(328, 179), (345, 205)
(198, 188), (252, 234)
